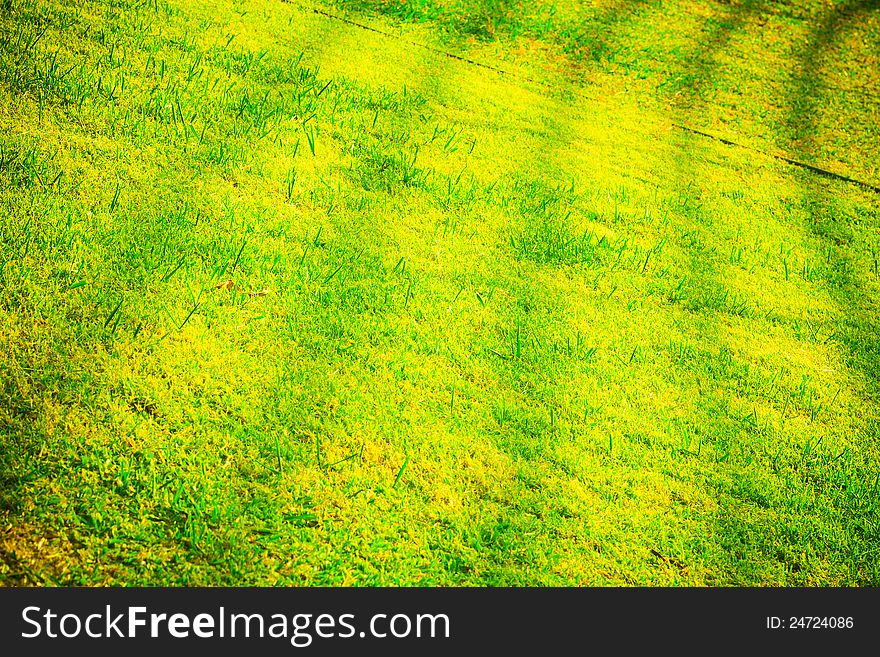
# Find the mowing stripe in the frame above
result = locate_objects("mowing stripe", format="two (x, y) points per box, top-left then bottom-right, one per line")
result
(673, 124), (880, 195)
(288, 2), (880, 194)
(309, 7), (518, 77)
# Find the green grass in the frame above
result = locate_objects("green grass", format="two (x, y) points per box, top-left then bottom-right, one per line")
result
(0, 0), (878, 585)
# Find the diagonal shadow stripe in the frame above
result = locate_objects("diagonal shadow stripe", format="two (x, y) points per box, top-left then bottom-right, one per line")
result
(296, 0), (880, 193)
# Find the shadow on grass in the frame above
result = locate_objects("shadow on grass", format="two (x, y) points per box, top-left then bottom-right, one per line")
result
(668, 0), (880, 583)
(786, 0), (880, 403)
(785, 1), (880, 583)
(668, 0), (762, 106)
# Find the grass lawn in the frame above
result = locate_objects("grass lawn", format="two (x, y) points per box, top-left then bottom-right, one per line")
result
(0, 0), (878, 585)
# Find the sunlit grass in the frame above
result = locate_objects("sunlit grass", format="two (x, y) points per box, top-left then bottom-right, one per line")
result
(0, 0), (877, 586)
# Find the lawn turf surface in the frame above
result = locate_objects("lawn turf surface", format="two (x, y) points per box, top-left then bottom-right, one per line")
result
(0, 0), (878, 585)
